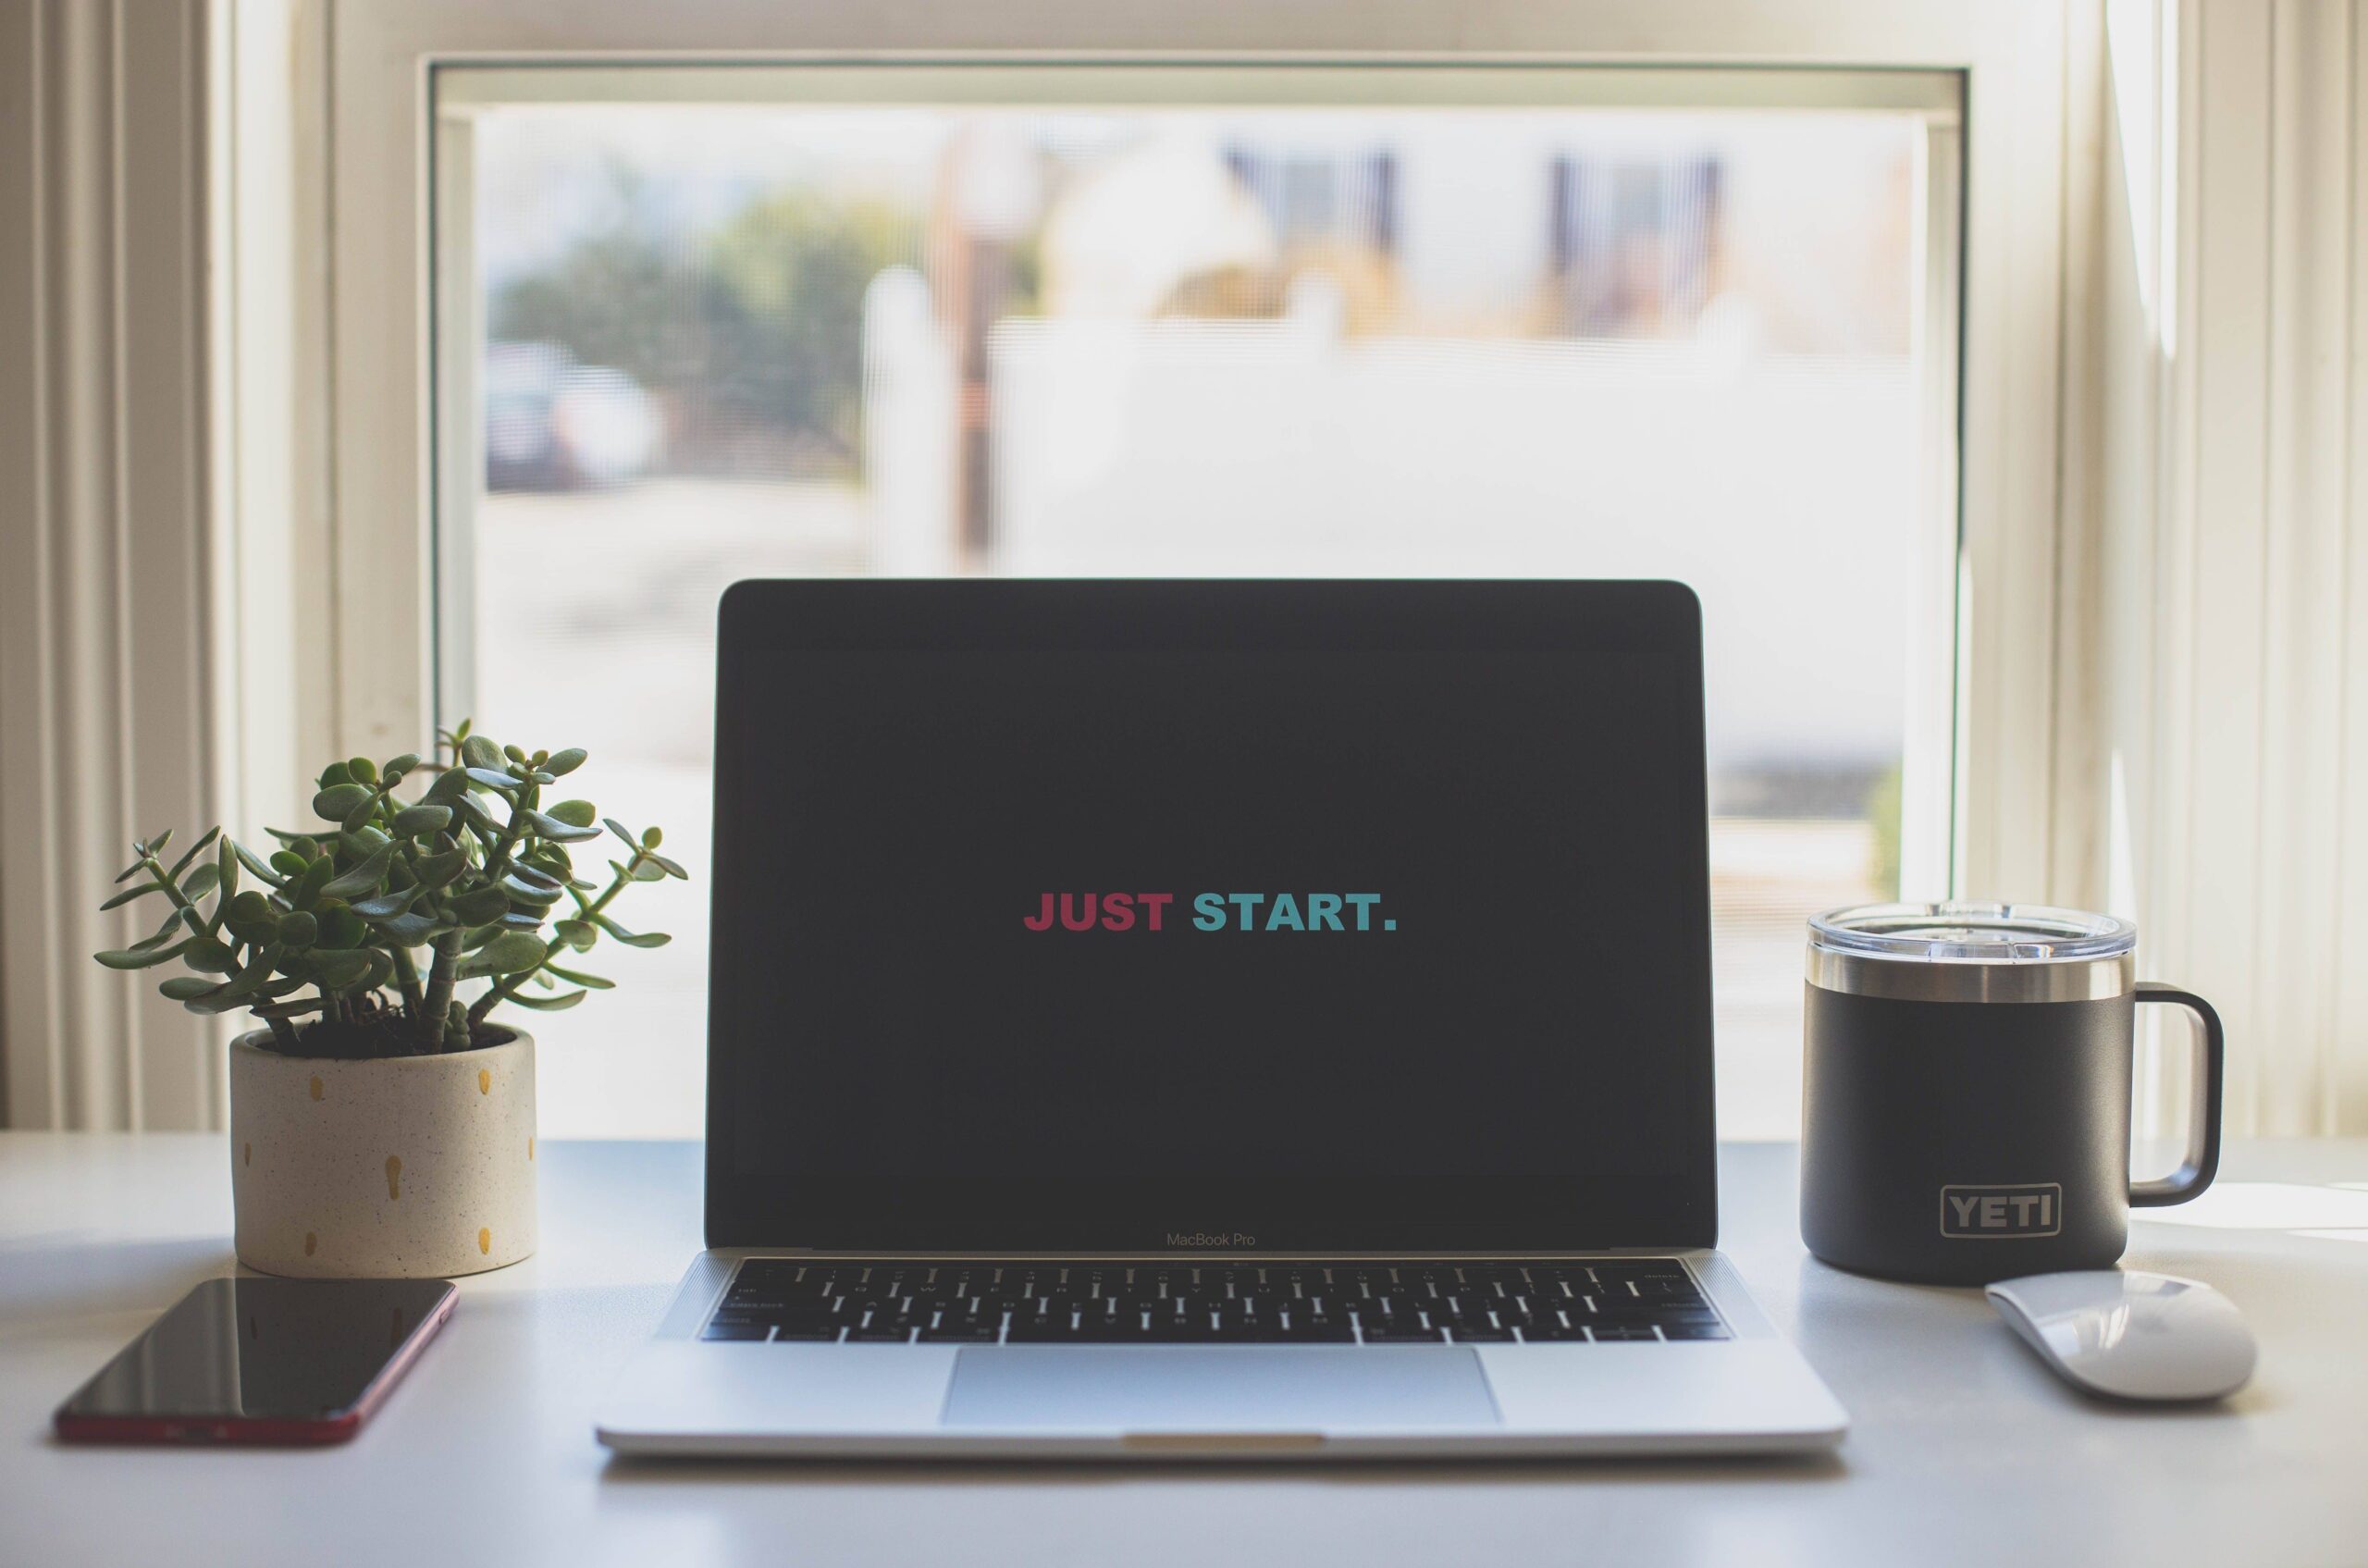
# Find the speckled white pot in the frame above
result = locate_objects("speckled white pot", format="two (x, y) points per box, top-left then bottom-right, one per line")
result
(229, 1029), (537, 1278)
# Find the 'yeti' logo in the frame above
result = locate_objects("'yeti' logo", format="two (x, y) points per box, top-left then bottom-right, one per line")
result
(1940, 1183), (2062, 1239)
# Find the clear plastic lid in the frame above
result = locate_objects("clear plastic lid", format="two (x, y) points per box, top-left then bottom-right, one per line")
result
(1808, 901), (2135, 964)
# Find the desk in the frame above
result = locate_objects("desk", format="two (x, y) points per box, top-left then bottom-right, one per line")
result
(3, 1135), (2364, 1566)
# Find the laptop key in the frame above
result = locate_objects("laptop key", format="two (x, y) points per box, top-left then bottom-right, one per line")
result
(1360, 1324), (1449, 1343)
(701, 1322), (772, 1341)
(1515, 1321), (1591, 1341)
(916, 1323), (1002, 1342)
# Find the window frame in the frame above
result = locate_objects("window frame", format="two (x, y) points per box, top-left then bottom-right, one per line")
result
(326, 0), (2082, 913)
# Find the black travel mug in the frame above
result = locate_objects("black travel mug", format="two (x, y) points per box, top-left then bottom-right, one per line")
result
(1800, 902), (2225, 1286)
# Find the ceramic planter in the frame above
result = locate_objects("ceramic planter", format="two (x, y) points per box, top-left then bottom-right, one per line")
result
(228, 1028), (537, 1278)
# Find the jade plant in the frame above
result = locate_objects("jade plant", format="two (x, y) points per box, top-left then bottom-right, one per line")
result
(92, 722), (684, 1056)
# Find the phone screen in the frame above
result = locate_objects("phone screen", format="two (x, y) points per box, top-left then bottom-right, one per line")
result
(56, 1278), (454, 1433)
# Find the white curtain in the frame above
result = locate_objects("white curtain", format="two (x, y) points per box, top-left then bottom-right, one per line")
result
(0, 0), (223, 1130)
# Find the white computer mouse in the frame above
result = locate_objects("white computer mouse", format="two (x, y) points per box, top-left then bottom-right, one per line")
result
(1985, 1270), (2256, 1401)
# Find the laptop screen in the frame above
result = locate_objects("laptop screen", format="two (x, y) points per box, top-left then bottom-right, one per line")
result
(707, 582), (1716, 1251)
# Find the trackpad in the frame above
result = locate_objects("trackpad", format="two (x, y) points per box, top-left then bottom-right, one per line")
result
(942, 1347), (1498, 1432)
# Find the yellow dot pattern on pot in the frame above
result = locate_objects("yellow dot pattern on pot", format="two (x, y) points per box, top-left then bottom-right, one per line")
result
(309, 1076), (323, 1102)
(478, 1228), (491, 1255)
(385, 1154), (402, 1200)
(478, 1068), (490, 1094)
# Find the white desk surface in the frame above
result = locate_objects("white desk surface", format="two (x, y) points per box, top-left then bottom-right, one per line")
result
(3, 1134), (2365, 1567)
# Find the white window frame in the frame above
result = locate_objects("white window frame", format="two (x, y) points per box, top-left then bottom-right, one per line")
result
(322, 0), (2085, 912)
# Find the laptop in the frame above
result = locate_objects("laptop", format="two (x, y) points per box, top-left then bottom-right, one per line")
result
(595, 579), (1847, 1459)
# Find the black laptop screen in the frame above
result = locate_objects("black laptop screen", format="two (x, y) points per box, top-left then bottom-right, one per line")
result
(707, 582), (1716, 1250)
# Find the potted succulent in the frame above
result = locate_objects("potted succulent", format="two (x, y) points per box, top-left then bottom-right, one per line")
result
(92, 722), (684, 1278)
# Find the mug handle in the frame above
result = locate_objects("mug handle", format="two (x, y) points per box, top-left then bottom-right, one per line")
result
(2128, 982), (2226, 1207)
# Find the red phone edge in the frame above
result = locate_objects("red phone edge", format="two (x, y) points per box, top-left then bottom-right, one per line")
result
(52, 1282), (457, 1447)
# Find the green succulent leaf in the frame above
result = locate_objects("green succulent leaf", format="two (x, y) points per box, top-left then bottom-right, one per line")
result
(315, 907), (368, 949)
(131, 920), (187, 956)
(425, 767), (470, 805)
(604, 819), (638, 850)
(450, 886), (511, 925)
(373, 911), (445, 946)
(225, 890), (278, 942)
(509, 863), (561, 892)
(462, 766), (523, 792)
(503, 987), (588, 1012)
(319, 844), (394, 900)
(591, 914), (670, 949)
(339, 825), (390, 857)
(460, 734), (502, 772)
(451, 795), (503, 840)
(290, 856), (334, 910)
(269, 848), (309, 878)
(158, 975), (218, 1002)
(186, 937), (239, 974)
(347, 756), (377, 784)
(313, 950), (373, 989)
(221, 946), (281, 1000)
(411, 846), (468, 890)
(216, 837), (241, 901)
(312, 782), (373, 821)
(545, 747), (587, 776)
(392, 803), (452, 837)
(252, 996), (327, 1021)
(501, 874), (562, 907)
(459, 932), (548, 978)
(543, 963), (612, 990)
(180, 861), (220, 901)
(627, 858), (666, 883)
(384, 752), (422, 780)
(100, 880), (167, 911)
(348, 886), (418, 920)
(551, 919), (597, 951)
(317, 761), (352, 789)
(650, 854), (689, 880)
(546, 798), (597, 829)
(277, 910), (319, 948)
(95, 938), (191, 969)
(166, 826), (222, 880)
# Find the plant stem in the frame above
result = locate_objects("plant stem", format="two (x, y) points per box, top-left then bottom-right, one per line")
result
(389, 945), (426, 1019)
(419, 933), (462, 1048)
(465, 849), (642, 1026)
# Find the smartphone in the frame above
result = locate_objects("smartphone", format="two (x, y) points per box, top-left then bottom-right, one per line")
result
(54, 1277), (456, 1445)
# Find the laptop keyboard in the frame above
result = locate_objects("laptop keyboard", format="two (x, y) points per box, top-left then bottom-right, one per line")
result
(701, 1258), (1728, 1344)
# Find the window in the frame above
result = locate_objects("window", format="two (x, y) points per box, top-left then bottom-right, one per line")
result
(429, 67), (1963, 1139)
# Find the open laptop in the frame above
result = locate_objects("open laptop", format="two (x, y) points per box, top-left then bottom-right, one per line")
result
(596, 579), (1846, 1458)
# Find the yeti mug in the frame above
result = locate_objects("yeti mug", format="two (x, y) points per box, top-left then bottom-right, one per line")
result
(1800, 902), (2225, 1285)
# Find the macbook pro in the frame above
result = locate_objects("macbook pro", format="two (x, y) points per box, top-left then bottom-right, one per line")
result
(596, 579), (1846, 1458)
